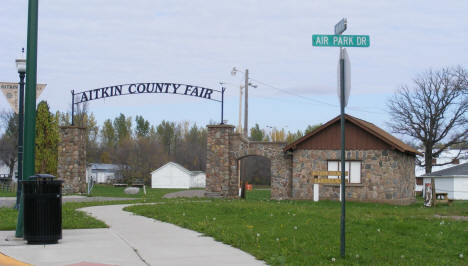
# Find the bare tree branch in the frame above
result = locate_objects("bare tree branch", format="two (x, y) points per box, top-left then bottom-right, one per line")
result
(387, 66), (468, 174)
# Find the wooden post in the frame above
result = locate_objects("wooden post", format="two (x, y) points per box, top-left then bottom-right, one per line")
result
(431, 178), (436, 207)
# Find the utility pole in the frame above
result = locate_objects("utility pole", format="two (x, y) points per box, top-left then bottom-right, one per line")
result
(238, 85), (243, 134)
(244, 69), (249, 137)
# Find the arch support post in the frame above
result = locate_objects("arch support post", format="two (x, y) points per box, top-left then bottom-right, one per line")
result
(205, 124), (235, 198)
(57, 126), (87, 194)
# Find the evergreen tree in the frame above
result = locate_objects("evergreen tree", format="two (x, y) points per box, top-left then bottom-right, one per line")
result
(35, 101), (59, 175)
(135, 115), (150, 138)
(304, 123), (322, 135)
(250, 124), (264, 141)
(113, 113), (132, 143)
(101, 119), (116, 148)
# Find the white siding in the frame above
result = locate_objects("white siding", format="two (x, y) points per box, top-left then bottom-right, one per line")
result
(190, 173), (206, 188)
(423, 177), (454, 200)
(151, 164), (190, 189)
(96, 172), (115, 183)
(454, 177), (468, 200)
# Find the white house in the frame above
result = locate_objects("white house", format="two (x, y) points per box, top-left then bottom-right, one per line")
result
(151, 162), (206, 189)
(0, 161), (17, 182)
(415, 149), (468, 192)
(421, 162), (468, 200)
(86, 163), (122, 184)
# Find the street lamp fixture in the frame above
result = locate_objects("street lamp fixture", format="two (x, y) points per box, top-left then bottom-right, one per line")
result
(15, 48), (26, 210)
(16, 57), (26, 74)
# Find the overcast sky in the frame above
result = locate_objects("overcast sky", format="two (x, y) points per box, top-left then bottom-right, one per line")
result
(1, 1), (467, 135)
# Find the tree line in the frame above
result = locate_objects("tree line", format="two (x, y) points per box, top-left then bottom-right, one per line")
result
(1, 66), (466, 183)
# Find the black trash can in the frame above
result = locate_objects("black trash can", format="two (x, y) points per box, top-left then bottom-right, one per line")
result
(22, 174), (63, 244)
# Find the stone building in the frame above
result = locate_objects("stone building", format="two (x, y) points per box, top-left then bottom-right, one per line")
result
(206, 114), (420, 204)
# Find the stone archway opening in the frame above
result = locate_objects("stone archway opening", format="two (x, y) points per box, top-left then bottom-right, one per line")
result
(238, 155), (271, 187)
(205, 124), (292, 199)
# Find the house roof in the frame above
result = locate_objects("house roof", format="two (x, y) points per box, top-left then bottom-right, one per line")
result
(151, 162), (206, 176)
(415, 149), (468, 177)
(422, 162), (468, 177)
(88, 163), (120, 171)
(190, 171), (205, 176)
(151, 162), (192, 175)
(284, 114), (422, 156)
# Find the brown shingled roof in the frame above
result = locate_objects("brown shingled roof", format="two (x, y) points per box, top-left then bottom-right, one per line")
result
(284, 114), (422, 156)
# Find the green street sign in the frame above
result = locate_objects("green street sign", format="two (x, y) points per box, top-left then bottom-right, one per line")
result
(312, 34), (370, 47)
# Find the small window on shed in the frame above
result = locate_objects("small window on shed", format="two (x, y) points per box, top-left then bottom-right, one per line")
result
(327, 160), (361, 183)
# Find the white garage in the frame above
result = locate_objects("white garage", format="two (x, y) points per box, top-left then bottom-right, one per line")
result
(422, 162), (468, 200)
(151, 162), (206, 189)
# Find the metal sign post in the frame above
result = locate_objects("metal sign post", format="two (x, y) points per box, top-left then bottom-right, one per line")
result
(312, 18), (370, 259)
(16, 0), (39, 238)
(339, 47), (346, 258)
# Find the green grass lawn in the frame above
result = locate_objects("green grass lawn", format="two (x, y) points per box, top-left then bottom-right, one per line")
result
(126, 189), (468, 265)
(0, 188), (16, 197)
(0, 185), (185, 230)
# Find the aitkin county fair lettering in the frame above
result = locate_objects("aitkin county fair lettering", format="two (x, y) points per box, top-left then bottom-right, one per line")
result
(75, 83), (220, 104)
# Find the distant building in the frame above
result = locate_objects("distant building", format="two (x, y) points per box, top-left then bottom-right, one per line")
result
(151, 162), (206, 189)
(86, 163), (122, 184)
(0, 162), (17, 182)
(421, 162), (468, 200)
(415, 149), (468, 192)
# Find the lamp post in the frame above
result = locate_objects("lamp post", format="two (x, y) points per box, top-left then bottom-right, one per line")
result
(15, 49), (26, 210)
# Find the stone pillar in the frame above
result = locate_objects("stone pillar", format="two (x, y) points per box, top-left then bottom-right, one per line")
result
(205, 124), (234, 198)
(57, 126), (86, 194)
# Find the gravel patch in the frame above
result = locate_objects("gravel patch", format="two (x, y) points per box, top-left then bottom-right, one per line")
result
(163, 190), (206, 199)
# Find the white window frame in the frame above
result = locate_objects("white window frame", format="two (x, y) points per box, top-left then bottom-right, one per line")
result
(327, 160), (361, 184)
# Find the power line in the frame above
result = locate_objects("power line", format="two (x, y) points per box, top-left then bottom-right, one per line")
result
(248, 77), (387, 115)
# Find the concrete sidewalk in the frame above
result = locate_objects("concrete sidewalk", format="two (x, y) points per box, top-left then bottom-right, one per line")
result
(0, 204), (265, 266)
(0, 196), (138, 208)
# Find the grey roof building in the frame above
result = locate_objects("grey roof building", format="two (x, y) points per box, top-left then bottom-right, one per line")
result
(421, 162), (468, 200)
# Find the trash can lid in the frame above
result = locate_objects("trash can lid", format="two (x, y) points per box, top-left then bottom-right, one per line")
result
(29, 174), (56, 180)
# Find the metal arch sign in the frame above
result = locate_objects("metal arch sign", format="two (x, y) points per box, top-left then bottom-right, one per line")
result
(71, 82), (226, 124)
(73, 82), (222, 104)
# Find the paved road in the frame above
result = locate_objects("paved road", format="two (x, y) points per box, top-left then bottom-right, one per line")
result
(0, 204), (265, 266)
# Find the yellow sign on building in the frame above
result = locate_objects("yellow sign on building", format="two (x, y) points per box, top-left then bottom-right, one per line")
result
(315, 178), (349, 184)
(311, 171), (348, 176)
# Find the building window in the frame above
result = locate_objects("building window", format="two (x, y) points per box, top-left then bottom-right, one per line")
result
(327, 161), (361, 184)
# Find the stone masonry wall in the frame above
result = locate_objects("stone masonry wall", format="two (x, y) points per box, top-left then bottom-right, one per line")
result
(57, 126), (87, 194)
(292, 149), (415, 205)
(206, 125), (234, 197)
(205, 124), (292, 199)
